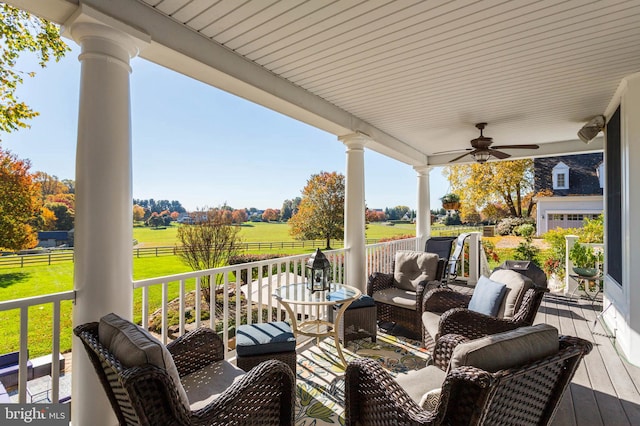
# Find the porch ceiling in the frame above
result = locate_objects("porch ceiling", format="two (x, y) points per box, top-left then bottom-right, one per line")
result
(15, 0), (640, 165)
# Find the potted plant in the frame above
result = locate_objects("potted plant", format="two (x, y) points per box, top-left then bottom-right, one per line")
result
(568, 242), (603, 277)
(440, 193), (461, 210)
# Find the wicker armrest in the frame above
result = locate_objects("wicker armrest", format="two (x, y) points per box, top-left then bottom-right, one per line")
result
(346, 358), (438, 425)
(167, 327), (225, 377)
(422, 288), (470, 313)
(432, 333), (470, 370)
(438, 308), (522, 342)
(190, 359), (295, 424)
(367, 272), (395, 294)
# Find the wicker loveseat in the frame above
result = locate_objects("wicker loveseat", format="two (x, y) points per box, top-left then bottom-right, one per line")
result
(74, 313), (295, 425)
(421, 269), (549, 351)
(367, 250), (444, 338)
(345, 324), (592, 425)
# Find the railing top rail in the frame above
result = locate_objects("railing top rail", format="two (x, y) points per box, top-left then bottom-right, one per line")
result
(0, 290), (75, 311)
(133, 248), (348, 288)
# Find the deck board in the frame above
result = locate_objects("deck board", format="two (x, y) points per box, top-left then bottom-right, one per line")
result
(446, 282), (640, 426)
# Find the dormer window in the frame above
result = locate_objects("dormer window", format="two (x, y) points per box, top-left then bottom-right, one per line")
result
(597, 162), (604, 188)
(552, 162), (569, 189)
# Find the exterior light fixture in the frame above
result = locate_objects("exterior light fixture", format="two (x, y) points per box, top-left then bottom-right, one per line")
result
(578, 115), (605, 143)
(306, 248), (331, 292)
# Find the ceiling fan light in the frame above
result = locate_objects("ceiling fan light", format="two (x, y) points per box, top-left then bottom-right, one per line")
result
(473, 151), (491, 163)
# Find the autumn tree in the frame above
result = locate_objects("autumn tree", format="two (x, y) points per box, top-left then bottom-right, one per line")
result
(444, 159), (534, 218)
(133, 204), (145, 222)
(262, 208), (279, 222)
(0, 5), (69, 137)
(44, 201), (74, 230)
(176, 208), (242, 301)
(231, 209), (248, 224)
(0, 148), (40, 250)
(289, 171), (345, 249)
(34, 172), (68, 197)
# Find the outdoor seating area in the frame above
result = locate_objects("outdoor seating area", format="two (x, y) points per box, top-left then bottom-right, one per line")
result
(58, 268), (638, 425)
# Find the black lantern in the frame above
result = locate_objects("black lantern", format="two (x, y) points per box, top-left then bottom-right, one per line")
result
(306, 248), (331, 292)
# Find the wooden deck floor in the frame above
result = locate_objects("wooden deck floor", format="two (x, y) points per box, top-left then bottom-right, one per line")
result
(449, 282), (640, 425)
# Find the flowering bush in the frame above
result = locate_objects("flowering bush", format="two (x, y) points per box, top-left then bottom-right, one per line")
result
(496, 216), (535, 235)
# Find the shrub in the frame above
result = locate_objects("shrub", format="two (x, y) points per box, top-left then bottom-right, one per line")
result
(495, 216), (535, 235)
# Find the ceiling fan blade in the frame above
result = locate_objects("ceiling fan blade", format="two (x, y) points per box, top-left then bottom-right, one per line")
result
(432, 148), (472, 155)
(449, 151), (474, 162)
(490, 149), (512, 159)
(491, 144), (540, 150)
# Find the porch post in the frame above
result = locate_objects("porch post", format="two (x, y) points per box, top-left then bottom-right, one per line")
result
(415, 165), (431, 250)
(63, 6), (149, 425)
(340, 134), (368, 292)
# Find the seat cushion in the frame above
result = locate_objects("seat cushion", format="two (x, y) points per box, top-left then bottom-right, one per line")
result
(236, 322), (296, 357)
(372, 287), (417, 309)
(394, 251), (440, 291)
(182, 360), (245, 411)
(490, 269), (534, 319)
(394, 365), (446, 405)
(330, 294), (376, 310)
(449, 323), (559, 373)
(467, 276), (507, 317)
(98, 312), (190, 407)
(421, 310), (441, 340)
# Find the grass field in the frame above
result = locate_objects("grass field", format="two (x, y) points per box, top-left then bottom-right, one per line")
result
(133, 221), (417, 247)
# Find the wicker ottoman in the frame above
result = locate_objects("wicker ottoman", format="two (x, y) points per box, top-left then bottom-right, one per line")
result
(235, 321), (297, 374)
(328, 294), (377, 344)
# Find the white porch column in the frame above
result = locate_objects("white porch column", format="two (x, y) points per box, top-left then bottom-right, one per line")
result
(414, 165), (431, 250)
(340, 134), (368, 292)
(64, 6), (149, 425)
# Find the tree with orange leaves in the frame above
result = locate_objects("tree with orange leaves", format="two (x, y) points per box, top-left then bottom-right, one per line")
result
(0, 148), (40, 250)
(289, 171), (345, 249)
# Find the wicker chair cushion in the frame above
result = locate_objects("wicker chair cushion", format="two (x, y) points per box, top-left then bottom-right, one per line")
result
(393, 250), (440, 291)
(394, 365), (445, 404)
(419, 388), (441, 411)
(372, 287), (417, 309)
(236, 322), (296, 356)
(98, 312), (190, 407)
(181, 360), (245, 410)
(490, 269), (534, 319)
(421, 310), (441, 339)
(467, 276), (507, 316)
(329, 294), (375, 309)
(449, 323), (559, 373)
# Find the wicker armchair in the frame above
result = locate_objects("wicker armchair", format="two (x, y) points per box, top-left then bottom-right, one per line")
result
(345, 326), (593, 426)
(367, 250), (444, 339)
(74, 319), (295, 425)
(421, 269), (549, 351)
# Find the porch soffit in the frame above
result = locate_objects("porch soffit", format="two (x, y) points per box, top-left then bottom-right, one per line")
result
(14, 0), (640, 166)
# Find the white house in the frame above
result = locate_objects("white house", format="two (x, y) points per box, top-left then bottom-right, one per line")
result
(534, 153), (604, 235)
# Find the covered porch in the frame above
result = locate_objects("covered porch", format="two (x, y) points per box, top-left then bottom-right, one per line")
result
(6, 0), (640, 424)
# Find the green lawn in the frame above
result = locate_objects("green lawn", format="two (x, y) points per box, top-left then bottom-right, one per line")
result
(133, 221), (416, 247)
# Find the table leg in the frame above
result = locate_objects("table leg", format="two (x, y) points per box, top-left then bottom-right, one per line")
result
(332, 299), (355, 368)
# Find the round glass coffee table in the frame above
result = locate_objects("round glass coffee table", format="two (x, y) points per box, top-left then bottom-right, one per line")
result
(273, 283), (361, 367)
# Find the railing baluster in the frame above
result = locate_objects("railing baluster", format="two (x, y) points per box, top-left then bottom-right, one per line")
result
(161, 282), (168, 344)
(142, 286), (149, 330)
(19, 306), (28, 403)
(195, 276), (201, 329)
(179, 279), (185, 336)
(223, 273), (229, 359)
(51, 300), (61, 403)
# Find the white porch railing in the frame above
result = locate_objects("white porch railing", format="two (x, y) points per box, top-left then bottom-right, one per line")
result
(0, 290), (75, 404)
(132, 238), (420, 354)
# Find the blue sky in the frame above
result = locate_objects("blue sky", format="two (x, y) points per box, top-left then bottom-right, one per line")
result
(3, 42), (449, 212)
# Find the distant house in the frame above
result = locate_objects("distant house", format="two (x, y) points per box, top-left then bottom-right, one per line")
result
(38, 230), (72, 248)
(534, 153), (604, 235)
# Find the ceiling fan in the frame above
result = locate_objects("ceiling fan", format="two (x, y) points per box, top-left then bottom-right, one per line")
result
(448, 123), (540, 163)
